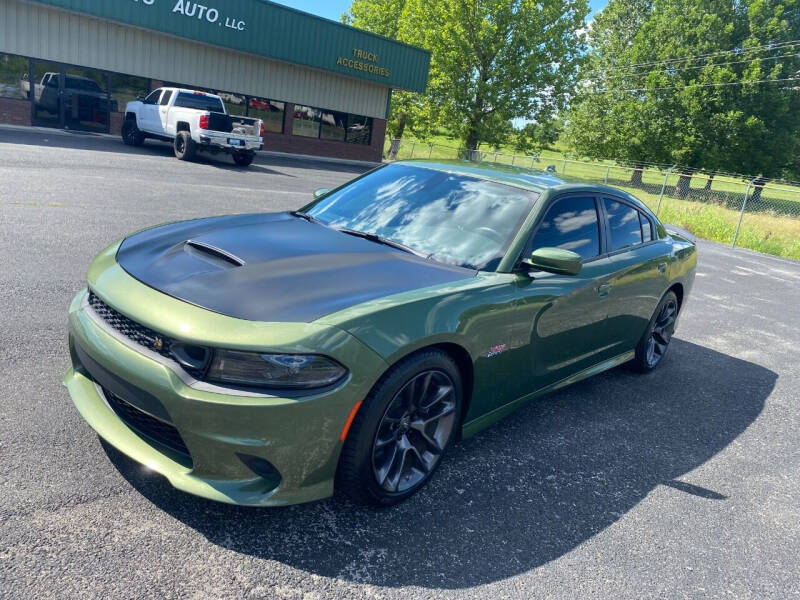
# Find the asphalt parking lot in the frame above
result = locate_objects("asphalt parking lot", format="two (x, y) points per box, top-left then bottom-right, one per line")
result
(1, 127), (799, 599)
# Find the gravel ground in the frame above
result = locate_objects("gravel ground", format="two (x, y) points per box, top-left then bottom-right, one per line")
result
(1, 127), (798, 599)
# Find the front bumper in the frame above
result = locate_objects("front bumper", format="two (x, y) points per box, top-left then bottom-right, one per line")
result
(63, 259), (386, 505)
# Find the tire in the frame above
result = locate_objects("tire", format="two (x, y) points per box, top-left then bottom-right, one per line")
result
(629, 290), (679, 373)
(336, 349), (463, 506)
(121, 119), (145, 146)
(174, 131), (196, 161)
(232, 151), (254, 167)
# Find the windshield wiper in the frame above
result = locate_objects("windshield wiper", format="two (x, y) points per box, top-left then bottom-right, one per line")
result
(290, 210), (322, 224)
(335, 228), (429, 259)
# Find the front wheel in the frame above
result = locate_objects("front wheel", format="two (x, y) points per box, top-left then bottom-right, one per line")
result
(630, 290), (679, 373)
(121, 120), (145, 146)
(336, 350), (462, 505)
(232, 151), (254, 167)
(174, 131), (196, 161)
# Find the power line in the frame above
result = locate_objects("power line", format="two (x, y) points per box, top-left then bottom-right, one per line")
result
(593, 76), (800, 94)
(588, 39), (800, 74)
(583, 50), (800, 80)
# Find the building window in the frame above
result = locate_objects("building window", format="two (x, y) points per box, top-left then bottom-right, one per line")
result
(109, 73), (150, 113)
(248, 97), (284, 133)
(292, 104), (373, 145)
(213, 91), (247, 116)
(346, 114), (372, 145)
(0, 52), (30, 100)
(320, 109), (347, 141)
(292, 105), (321, 138)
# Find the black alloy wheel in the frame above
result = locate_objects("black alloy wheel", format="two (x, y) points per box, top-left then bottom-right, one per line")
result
(336, 349), (463, 505)
(646, 296), (678, 368)
(174, 131), (196, 161)
(631, 289), (679, 373)
(121, 120), (144, 146)
(371, 370), (457, 494)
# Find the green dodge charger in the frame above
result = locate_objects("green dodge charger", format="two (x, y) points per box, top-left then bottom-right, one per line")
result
(64, 160), (697, 506)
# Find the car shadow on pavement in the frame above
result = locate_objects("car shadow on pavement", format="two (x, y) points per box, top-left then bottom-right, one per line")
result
(0, 129), (372, 177)
(102, 339), (776, 589)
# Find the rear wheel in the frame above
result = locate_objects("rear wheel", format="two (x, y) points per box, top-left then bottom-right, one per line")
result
(630, 290), (679, 373)
(174, 131), (196, 161)
(232, 151), (254, 167)
(336, 350), (462, 505)
(121, 119), (145, 146)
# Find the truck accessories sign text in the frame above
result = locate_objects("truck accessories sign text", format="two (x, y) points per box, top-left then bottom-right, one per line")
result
(336, 48), (391, 78)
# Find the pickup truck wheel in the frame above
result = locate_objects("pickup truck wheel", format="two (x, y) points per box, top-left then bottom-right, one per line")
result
(232, 151), (255, 167)
(121, 120), (145, 146)
(174, 131), (196, 161)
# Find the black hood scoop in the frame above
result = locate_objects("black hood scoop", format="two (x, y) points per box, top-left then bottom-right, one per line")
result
(184, 240), (246, 268)
(116, 212), (474, 323)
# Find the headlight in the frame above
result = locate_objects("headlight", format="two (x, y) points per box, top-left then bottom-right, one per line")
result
(205, 349), (347, 389)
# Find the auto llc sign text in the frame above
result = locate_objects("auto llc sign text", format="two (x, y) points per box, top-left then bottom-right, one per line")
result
(131, 0), (246, 31)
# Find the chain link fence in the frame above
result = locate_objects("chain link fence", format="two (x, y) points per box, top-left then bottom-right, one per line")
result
(383, 138), (800, 261)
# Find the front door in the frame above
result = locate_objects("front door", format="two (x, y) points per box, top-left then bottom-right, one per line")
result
(30, 61), (111, 133)
(138, 89), (163, 133)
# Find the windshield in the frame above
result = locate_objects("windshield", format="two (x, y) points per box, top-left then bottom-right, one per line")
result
(304, 164), (538, 270)
(173, 92), (225, 113)
(65, 77), (102, 92)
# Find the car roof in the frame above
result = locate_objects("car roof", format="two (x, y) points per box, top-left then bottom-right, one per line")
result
(393, 160), (652, 210)
(162, 87), (223, 100)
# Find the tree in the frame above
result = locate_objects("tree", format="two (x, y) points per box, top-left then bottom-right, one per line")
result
(406, 0), (588, 150)
(514, 117), (564, 154)
(565, 0), (800, 190)
(344, 0), (589, 151)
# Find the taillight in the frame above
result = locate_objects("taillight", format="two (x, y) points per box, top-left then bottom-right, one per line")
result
(259, 122), (265, 138)
(199, 114), (210, 130)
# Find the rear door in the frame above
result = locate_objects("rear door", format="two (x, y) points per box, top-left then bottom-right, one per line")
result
(157, 89), (174, 135)
(601, 196), (671, 351)
(514, 194), (617, 393)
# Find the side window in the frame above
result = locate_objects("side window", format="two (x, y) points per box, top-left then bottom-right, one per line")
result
(640, 212), (653, 242)
(530, 196), (601, 260)
(604, 198), (643, 251)
(143, 89), (161, 105)
(159, 90), (173, 106)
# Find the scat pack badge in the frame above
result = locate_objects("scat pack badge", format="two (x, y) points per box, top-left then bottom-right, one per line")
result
(487, 343), (508, 358)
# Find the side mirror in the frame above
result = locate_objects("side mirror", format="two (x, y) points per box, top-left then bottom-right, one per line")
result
(525, 247), (582, 276)
(136, 95), (145, 101)
(313, 188), (330, 199)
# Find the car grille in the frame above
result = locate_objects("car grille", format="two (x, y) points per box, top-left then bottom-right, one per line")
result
(88, 291), (174, 360)
(102, 387), (192, 461)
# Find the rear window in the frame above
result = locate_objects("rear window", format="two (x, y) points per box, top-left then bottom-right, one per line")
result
(173, 92), (225, 113)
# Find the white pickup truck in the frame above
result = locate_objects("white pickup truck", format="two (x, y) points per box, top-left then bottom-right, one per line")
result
(121, 87), (263, 166)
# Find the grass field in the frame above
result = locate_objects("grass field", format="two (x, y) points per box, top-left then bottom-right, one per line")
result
(384, 135), (800, 261)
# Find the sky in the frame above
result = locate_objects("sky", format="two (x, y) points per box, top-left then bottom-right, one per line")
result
(276, 1), (609, 25)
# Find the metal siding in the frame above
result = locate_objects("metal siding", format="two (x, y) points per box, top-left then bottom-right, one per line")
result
(0, 0), (389, 118)
(24, 0), (430, 92)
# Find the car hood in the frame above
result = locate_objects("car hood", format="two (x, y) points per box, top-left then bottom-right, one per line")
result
(116, 212), (475, 322)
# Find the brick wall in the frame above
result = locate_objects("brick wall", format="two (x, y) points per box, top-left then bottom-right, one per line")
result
(110, 112), (124, 136)
(0, 98), (31, 127)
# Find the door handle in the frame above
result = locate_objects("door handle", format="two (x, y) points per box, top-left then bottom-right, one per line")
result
(658, 262), (667, 274)
(597, 282), (611, 297)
